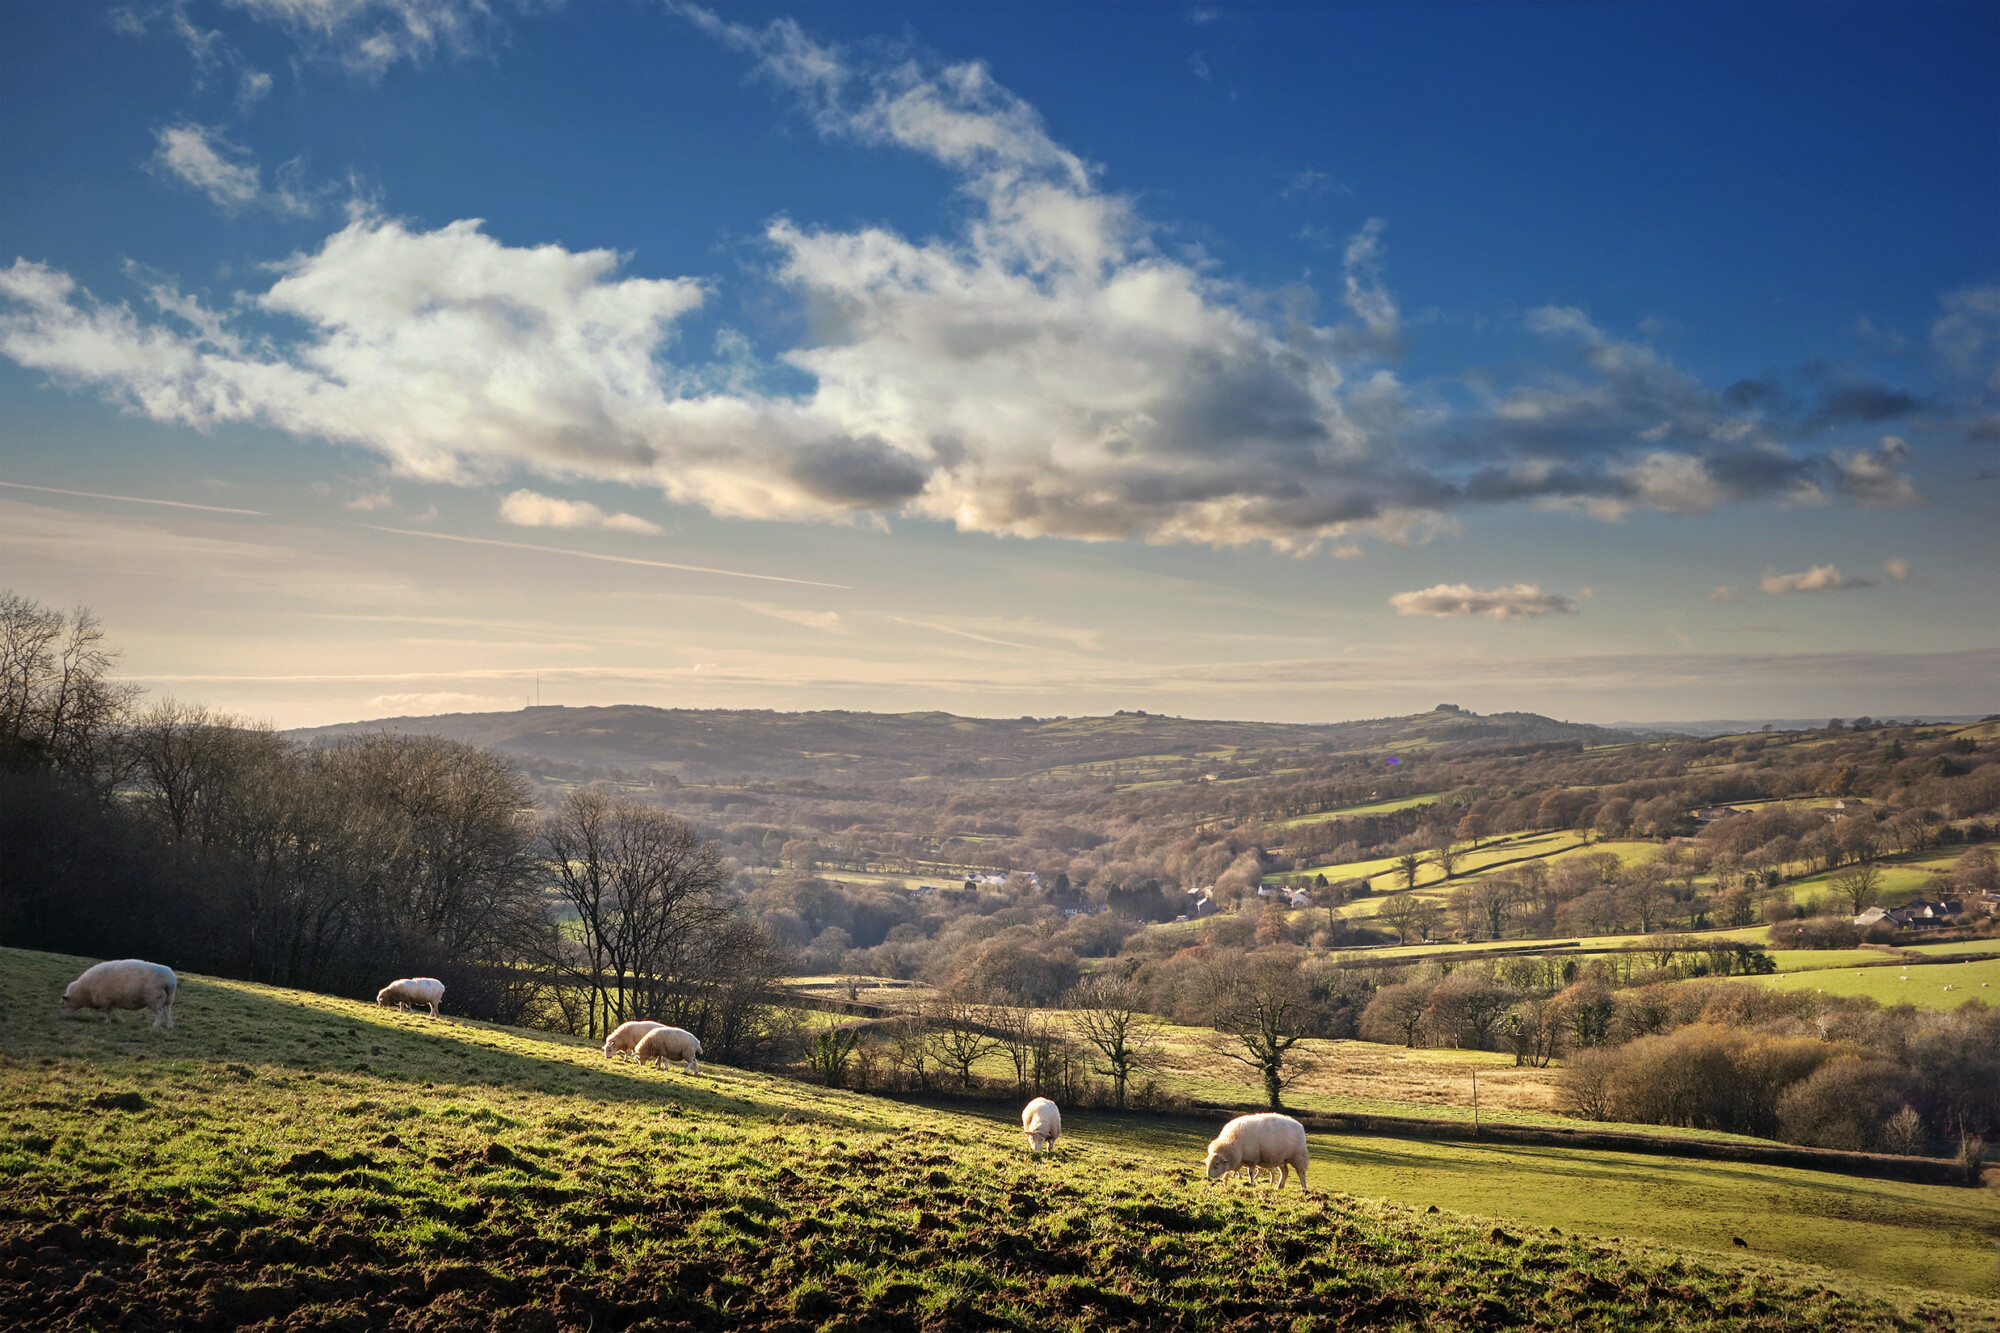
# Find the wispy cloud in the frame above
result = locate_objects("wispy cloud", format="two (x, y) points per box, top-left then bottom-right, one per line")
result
(1885, 557), (1912, 582)
(367, 690), (512, 714)
(228, 0), (520, 80)
(1758, 564), (1873, 594)
(1281, 168), (1335, 200)
(0, 478), (264, 515)
(359, 525), (849, 588)
(1388, 583), (1577, 620)
(499, 489), (662, 535)
(150, 124), (315, 216)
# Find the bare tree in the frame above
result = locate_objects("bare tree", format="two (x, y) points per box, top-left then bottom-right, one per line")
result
(930, 991), (1003, 1091)
(128, 700), (269, 848)
(1432, 837), (1464, 881)
(1065, 973), (1161, 1110)
(340, 733), (541, 977)
(540, 788), (730, 1037)
(1409, 898), (1443, 942)
(885, 999), (935, 1091)
(1212, 954), (1316, 1110)
(1423, 974), (1517, 1050)
(0, 592), (139, 785)
(1830, 862), (1883, 914)
(1466, 875), (1523, 941)
(1378, 893), (1423, 945)
(1508, 999), (1560, 1068)
(995, 1005), (1050, 1097)
(1360, 980), (1434, 1048)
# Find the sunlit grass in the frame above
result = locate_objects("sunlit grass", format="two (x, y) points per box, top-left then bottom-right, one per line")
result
(4, 946), (1997, 1329)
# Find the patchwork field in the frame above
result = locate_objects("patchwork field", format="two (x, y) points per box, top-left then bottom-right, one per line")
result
(4, 947), (1997, 1331)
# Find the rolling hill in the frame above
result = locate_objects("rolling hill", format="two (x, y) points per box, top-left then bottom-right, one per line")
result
(288, 704), (1643, 783)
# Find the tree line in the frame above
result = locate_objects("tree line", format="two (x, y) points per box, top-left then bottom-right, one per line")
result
(0, 593), (789, 1059)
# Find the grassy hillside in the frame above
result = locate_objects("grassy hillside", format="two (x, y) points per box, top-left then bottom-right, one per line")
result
(4, 949), (1996, 1331)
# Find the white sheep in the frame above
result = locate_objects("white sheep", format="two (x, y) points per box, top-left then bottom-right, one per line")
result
(1204, 1113), (1309, 1191)
(633, 1025), (702, 1074)
(1021, 1097), (1062, 1150)
(59, 960), (177, 1030)
(603, 1020), (666, 1061)
(375, 977), (444, 1018)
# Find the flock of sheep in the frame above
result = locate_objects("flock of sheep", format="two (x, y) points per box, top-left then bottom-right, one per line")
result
(56, 958), (1312, 1189)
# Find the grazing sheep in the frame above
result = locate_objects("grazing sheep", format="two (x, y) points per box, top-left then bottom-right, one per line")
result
(603, 1020), (666, 1061)
(375, 977), (444, 1018)
(633, 1025), (702, 1074)
(1204, 1113), (1309, 1191)
(1022, 1097), (1062, 1150)
(59, 960), (177, 1030)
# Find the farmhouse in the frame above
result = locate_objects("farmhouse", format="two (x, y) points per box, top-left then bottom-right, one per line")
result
(1851, 899), (1965, 930)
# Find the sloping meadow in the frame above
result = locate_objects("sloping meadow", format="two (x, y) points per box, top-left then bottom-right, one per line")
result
(2, 948), (1994, 1331)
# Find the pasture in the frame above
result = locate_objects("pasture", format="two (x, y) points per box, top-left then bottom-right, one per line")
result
(3, 947), (1997, 1330)
(1739, 956), (2000, 1009)
(1774, 843), (1983, 909)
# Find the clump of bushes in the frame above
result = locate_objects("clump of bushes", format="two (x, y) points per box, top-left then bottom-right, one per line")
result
(1557, 1000), (2000, 1155)
(1765, 916), (1861, 950)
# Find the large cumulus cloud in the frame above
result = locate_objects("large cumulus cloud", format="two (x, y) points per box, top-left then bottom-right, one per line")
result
(0, 10), (1925, 554)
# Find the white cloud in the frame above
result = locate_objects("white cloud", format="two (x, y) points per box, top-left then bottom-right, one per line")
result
(1708, 586), (1739, 604)
(345, 489), (393, 511)
(150, 124), (315, 217)
(1885, 557), (1912, 582)
(226, 0), (513, 80)
(1758, 564), (1872, 595)
(0, 12), (1932, 557)
(1333, 218), (1400, 359)
(499, 489), (663, 535)
(366, 691), (511, 714)
(1388, 583), (1577, 620)
(152, 124), (260, 210)
(1830, 435), (1919, 506)
(1281, 168), (1334, 200)
(237, 68), (275, 112)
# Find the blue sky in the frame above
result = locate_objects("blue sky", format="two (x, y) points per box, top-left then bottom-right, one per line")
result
(1, 0), (1994, 728)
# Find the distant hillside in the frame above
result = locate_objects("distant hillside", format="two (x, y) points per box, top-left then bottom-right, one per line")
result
(1612, 715), (1994, 738)
(288, 703), (1643, 782)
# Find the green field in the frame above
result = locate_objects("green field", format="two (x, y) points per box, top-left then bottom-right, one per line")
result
(1081, 1115), (2000, 1302)
(1280, 832), (1675, 902)
(1908, 938), (2000, 957)
(1276, 793), (1442, 828)
(4, 947), (1997, 1330)
(1741, 956), (2000, 1008)
(1777, 845), (1974, 909)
